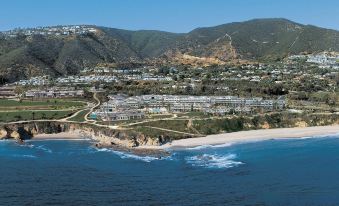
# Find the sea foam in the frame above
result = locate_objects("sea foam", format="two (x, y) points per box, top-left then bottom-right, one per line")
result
(91, 147), (172, 162)
(12, 154), (37, 158)
(187, 143), (233, 150)
(185, 153), (243, 169)
(19, 143), (53, 153)
(35, 145), (53, 153)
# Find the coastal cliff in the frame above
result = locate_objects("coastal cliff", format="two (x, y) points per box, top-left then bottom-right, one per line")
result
(0, 113), (337, 149)
(0, 121), (172, 147)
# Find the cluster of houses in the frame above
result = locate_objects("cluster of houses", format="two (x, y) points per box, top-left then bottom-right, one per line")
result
(127, 74), (172, 81)
(307, 53), (339, 65)
(14, 73), (172, 86)
(289, 52), (339, 68)
(96, 94), (285, 121)
(56, 75), (117, 84)
(2, 25), (97, 38)
(80, 67), (141, 74)
(15, 76), (50, 86)
(0, 86), (17, 98)
(25, 87), (84, 99)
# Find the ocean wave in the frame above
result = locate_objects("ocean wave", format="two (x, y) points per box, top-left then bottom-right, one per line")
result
(185, 153), (243, 169)
(12, 154), (37, 158)
(91, 147), (172, 162)
(303, 133), (339, 139)
(26, 138), (91, 142)
(19, 143), (53, 153)
(35, 145), (53, 153)
(20, 143), (52, 153)
(187, 143), (233, 150)
(19, 143), (34, 148)
(284, 133), (339, 140)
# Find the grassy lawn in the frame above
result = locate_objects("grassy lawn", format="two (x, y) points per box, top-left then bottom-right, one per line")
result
(132, 126), (190, 139)
(136, 119), (199, 134)
(192, 118), (246, 135)
(68, 109), (89, 122)
(176, 112), (210, 118)
(97, 119), (143, 126)
(0, 110), (74, 122)
(0, 99), (86, 110)
(147, 114), (174, 119)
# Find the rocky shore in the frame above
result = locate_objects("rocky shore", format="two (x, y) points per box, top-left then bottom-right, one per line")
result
(1, 112), (338, 152)
(0, 121), (173, 149)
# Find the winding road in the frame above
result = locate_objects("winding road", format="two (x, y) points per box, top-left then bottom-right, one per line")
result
(84, 92), (100, 122)
(3, 92), (101, 125)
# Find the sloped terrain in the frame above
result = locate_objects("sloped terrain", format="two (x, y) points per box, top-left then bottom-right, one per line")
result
(0, 18), (338, 83)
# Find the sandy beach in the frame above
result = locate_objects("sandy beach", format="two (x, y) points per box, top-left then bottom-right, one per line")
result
(30, 125), (339, 148)
(140, 125), (339, 150)
(32, 130), (88, 140)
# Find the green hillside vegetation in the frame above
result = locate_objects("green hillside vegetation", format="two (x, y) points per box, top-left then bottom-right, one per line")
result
(68, 109), (89, 122)
(0, 99), (85, 111)
(1, 18), (339, 83)
(0, 110), (74, 122)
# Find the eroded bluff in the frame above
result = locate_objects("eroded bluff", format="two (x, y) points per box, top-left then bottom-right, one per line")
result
(0, 121), (174, 147)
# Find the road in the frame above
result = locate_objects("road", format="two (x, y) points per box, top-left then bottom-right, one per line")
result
(84, 92), (100, 122)
(2, 93), (101, 125)
(142, 126), (198, 136)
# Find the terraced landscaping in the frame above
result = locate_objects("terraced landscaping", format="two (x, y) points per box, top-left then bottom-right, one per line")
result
(68, 109), (90, 122)
(0, 99), (86, 110)
(0, 110), (74, 122)
(0, 99), (89, 122)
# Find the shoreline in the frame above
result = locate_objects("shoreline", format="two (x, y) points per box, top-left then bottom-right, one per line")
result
(32, 130), (88, 141)
(138, 125), (339, 150)
(20, 125), (339, 150)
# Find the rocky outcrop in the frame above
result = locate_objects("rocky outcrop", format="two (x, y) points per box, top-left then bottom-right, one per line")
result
(0, 128), (7, 139)
(0, 121), (171, 148)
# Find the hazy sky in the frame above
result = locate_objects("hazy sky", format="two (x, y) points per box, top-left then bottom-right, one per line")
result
(1, 0), (338, 32)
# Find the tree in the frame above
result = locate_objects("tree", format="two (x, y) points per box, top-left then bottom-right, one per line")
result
(14, 86), (24, 97)
(185, 85), (193, 95)
(335, 73), (339, 86)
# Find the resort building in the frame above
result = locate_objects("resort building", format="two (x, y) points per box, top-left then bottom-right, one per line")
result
(99, 110), (145, 121)
(96, 94), (286, 121)
(0, 86), (17, 98)
(25, 87), (84, 99)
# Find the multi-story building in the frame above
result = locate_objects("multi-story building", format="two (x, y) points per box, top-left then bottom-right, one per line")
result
(97, 94), (286, 121)
(100, 110), (145, 121)
(0, 86), (17, 98)
(25, 87), (84, 99)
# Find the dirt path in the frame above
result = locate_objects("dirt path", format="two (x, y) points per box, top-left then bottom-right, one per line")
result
(142, 126), (198, 136)
(84, 93), (100, 122)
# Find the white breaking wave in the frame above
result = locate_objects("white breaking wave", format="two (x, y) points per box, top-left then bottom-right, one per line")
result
(26, 138), (91, 141)
(287, 133), (339, 140)
(35, 145), (53, 153)
(19, 143), (53, 153)
(12, 154), (37, 158)
(19, 143), (34, 148)
(91, 147), (172, 162)
(187, 143), (233, 150)
(185, 153), (243, 169)
(306, 133), (339, 139)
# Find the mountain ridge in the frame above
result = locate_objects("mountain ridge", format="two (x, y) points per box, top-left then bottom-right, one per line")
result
(1, 18), (338, 83)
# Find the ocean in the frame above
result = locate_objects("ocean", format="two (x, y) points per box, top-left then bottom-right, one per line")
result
(1, 134), (339, 206)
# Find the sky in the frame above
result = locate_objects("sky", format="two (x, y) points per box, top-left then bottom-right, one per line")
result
(1, 0), (338, 32)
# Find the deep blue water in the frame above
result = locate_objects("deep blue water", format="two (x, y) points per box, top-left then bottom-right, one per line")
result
(1, 134), (339, 206)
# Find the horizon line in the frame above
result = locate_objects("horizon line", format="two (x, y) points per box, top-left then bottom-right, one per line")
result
(1, 17), (338, 33)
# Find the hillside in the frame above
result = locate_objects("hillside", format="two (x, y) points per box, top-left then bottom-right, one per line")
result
(0, 18), (338, 83)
